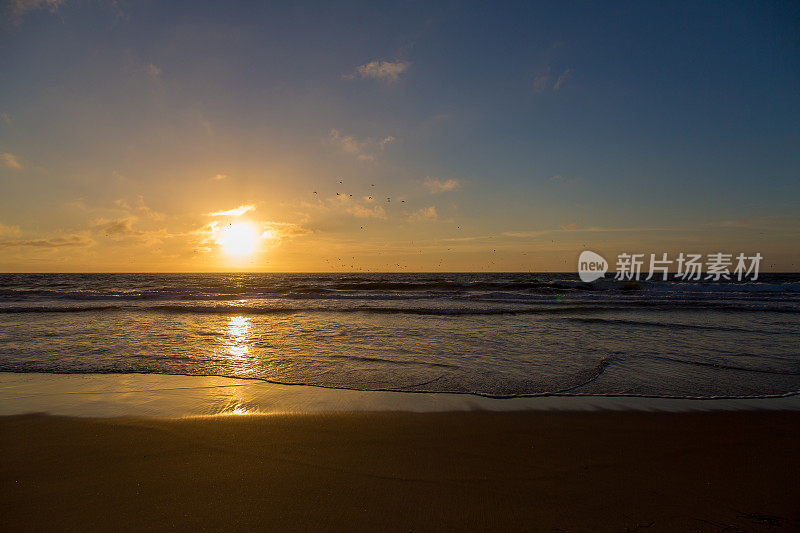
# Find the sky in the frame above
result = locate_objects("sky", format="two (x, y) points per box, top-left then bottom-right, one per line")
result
(1, 0), (798, 272)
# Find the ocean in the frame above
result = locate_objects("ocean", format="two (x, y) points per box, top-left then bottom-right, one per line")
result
(1, 273), (798, 399)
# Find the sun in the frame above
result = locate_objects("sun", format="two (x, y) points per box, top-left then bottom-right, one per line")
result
(217, 222), (259, 257)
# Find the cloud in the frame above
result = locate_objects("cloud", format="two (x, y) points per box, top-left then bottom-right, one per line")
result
(145, 63), (161, 80)
(1, 113), (10, 125)
(330, 194), (387, 219)
(532, 67), (572, 93)
(410, 206), (438, 222)
(347, 203), (386, 219)
(211, 173), (228, 181)
(423, 177), (460, 194)
(501, 231), (549, 239)
(0, 234), (93, 249)
(345, 60), (411, 83)
(0, 223), (20, 235)
(92, 217), (141, 236)
(328, 129), (394, 161)
(503, 225), (673, 239)
(208, 205), (255, 217)
(548, 174), (578, 185)
(553, 69), (572, 91)
(7, 0), (65, 17)
(91, 216), (174, 245)
(1, 153), (22, 169)
(260, 221), (312, 241)
(533, 68), (551, 93)
(114, 196), (164, 221)
(193, 221), (220, 244)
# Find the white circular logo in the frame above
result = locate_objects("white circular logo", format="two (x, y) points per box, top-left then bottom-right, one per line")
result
(578, 251), (607, 282)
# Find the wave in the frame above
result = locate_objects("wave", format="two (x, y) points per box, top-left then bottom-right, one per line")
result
(563, 317), (772, 333)
(3, 276), (799, 302)
(325, 355), (458, 369)
(649, 355), (800, 376)
(1, 368), (798, 401)
(552, 356), (612, 393)
(2, 301), (799, 315)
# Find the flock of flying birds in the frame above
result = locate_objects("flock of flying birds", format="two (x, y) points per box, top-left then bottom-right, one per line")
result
(313, 180), (406, 204)
(311, 178), (573, 272)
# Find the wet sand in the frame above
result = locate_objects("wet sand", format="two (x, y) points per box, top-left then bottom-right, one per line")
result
(3, 372), (800, 417)
(2, 411), (799, 531)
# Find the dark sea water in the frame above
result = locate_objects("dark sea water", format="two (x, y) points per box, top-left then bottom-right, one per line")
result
(1, 273), (798, 399)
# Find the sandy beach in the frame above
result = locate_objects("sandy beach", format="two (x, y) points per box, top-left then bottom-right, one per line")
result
(2, 410), (799, 532)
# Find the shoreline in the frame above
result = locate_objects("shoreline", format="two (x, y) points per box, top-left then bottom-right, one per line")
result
(2, 372), (800, 418)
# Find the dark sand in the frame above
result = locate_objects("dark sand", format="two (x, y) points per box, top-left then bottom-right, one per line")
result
(2, 411), (799, 531)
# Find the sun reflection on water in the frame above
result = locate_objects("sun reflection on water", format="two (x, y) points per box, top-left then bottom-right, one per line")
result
(225, 315), (251, 359)
(216, 315), (258, 378)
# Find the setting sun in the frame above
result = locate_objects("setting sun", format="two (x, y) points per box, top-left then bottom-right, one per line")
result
(217, 223), (259, 257)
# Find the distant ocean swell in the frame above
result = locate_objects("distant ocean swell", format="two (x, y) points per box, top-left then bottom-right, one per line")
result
(1, 279), (799, 300)
(1, 302), (799, 315)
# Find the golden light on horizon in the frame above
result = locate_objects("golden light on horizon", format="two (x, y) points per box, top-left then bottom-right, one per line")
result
(217, 223), (259, 257)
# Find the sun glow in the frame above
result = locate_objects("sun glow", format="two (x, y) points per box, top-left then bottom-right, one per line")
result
(217, 223), (259, 257)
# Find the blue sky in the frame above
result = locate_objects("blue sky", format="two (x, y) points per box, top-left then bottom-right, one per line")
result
(1, 0), (798, 271)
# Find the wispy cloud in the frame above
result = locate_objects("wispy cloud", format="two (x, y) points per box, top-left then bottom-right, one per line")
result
(548, 174), (578, 185)
(145, 63), (161, 80)
(208, 205), (255, 217)
(344, 60), (411, 84)
(533, 68), (572, 93)
(91, 216), (174, 246)
(424, 177), (460, 194)
(533, 68), (551, 93)
(553, 68), (572, 91)
(559, 222), (581, 231)
(331, 194), (387, 219)
(92, 217), (142, 237)
(328, 129), (394, 161)
(501, 230), (549, 239)
(211, 173), (228, 181)
(503, 224), (673, 239)
(114, 196), (164, 221)
(0, 234), (93, 249)
(260, 221), (313, 241)
(8, 0), (66, 18)
(0, 153), (22, 169)
(0, 223), (20, 235)
(409, 206), (438, 222)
